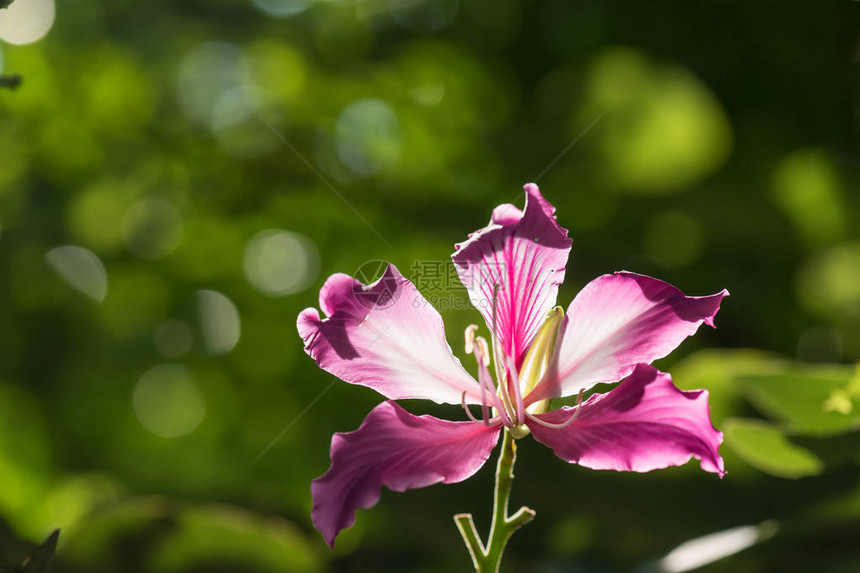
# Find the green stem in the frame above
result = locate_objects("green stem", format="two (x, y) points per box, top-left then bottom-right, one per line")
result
(455, 429), (535, 572)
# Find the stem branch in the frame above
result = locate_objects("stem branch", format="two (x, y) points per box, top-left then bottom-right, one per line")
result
(455, 429), (535, 572)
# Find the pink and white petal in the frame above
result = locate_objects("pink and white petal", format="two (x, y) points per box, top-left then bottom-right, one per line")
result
(527, 272), (728, 403)
(452, 183), (572, 366)
(298, 265), (485, 405)
(312, 401), (501, 547)
(528, 364), (724, 475)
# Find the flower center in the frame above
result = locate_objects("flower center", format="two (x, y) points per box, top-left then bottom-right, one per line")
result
(518, 306), (564, 415)
(460, 306), (566, 434)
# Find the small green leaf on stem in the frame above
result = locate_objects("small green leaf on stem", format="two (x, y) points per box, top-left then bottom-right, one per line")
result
(724, 418), (823, 478)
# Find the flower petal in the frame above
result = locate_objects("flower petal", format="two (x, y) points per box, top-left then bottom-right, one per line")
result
(298, 264), (484, 404)
(528, 364), (724, 475)
(527, 272), (728, 403)
(311, 401), (501, 547)
(452, 183), (572, 366)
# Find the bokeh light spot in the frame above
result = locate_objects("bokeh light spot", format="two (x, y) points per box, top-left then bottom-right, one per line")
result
(176, 42), (247, 127)
(122, 198), (184, 259)
(335, 98), (402, 176)
(133, 364), (206, 438)
(212, 87), (278, 158)
(771, 149), (845, 248)
(197, 290), (241, 355)
(85, 51), (154, 135)
(45, 246), (108, 302)
(582, 48), (732, 194)
(242, 230), (320, 296)
(251, 0), (311, 18)
(0, 0), (55, 45)
(244, 39), (308, 104)
(67, 180), (130, 253)
(409, 83), (446, 106)
(155, 319), (194, 359)
(211, 86), (257, 131)
(796, 243), (860, 318)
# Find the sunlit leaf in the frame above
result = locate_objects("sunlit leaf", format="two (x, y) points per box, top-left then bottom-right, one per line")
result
(740, 365), (860, 436)
(771, 149), (846, 248)
(62, 498), (323, 573)
(152, 504), (323, 573)
(723, 418), (823, 479)
(670, 348), (784, 425)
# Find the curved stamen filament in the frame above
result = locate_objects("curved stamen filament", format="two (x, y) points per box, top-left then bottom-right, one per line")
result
(479, 359), (510, 425)
(461, 391), (483, 424)
(479, 374), (489, 424)
(477, 346), (511, 426)
(475, 335), (491, 424)
(461, 391), (502, 426)
(523, 389), (586, 430)
(465, 324), (509, 425)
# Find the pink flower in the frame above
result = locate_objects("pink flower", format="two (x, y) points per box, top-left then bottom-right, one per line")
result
(298, 184), (727, 547)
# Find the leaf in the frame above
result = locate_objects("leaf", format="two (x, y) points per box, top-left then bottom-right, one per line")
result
(740, 365), (860, 437)
(19, 530), (59, 573)
(59, 498), (323, 573)
(670, 348), (784, 425)
(155, 503), (323, 572)
(0, 1), (13, 10)
(723, 418), (823, 479)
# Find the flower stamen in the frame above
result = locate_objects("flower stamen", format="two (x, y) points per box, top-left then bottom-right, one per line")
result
(464, 324), (479, 355)
(461, 391), (501, 426)
(523, 389), (586, 430)
(461, 391), (483, 424)
(464, 324), (508, 425)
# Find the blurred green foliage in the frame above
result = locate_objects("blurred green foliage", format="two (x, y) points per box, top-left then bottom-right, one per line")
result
(0, 0), (858, 572)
